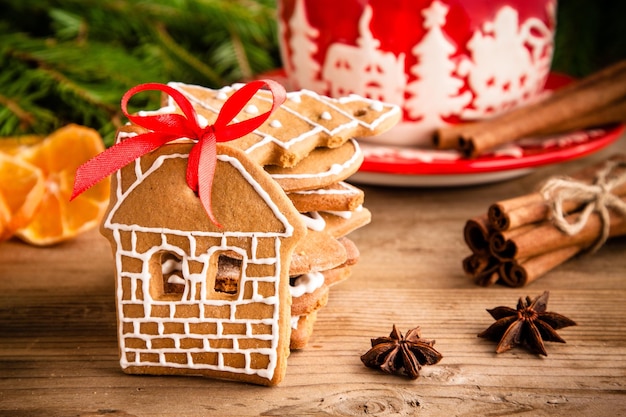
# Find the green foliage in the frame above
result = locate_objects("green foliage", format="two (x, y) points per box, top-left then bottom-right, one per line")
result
(1, 1), (624, 145)
(0, 0), (280, 145)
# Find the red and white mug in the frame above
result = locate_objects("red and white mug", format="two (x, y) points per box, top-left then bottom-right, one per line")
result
(278, 0), (557, 146)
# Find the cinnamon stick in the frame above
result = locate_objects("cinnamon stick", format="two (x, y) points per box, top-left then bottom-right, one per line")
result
(470, 258), (500, 287)
(498, 246), (582, 287)
(462, 253), (497, 278)
(462, 215), (501, 285)
(487, 155), (626, 231)
(488, 193), (546, 231)
(463, 215), (492, 255)
(489, 223), (537, 259)
(434, 60), (626, 157)
(532, 96), (626, 136)
(463, 155), (626, 287)
(492, 201), (626, 261)
(434, 121), (482, 150)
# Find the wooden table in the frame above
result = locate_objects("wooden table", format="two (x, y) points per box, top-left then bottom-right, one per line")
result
(2, 136), (625, 417)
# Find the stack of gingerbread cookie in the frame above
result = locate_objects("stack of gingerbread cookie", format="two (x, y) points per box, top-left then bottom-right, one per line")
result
(267, 140), (370, 349)
(166, 82), (401, 349)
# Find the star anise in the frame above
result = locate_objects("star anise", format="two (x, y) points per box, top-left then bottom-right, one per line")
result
(478, 291), (577, 356)
(360, 325), (443, 379)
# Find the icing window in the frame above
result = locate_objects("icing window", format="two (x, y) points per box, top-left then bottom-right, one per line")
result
(161, 253), (185, 294)
(150, 251), (186, 301)
(214, 254), (242, 295)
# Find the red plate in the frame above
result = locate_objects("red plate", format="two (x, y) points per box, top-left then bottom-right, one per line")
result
(353, 73), (624, 186)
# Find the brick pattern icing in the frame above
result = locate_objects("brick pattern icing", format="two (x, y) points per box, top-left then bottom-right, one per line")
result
(104, 149), (297, 382)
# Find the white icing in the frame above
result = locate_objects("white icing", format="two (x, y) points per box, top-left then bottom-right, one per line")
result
(270, 139), (362, 180)
(290, 272), (325, 298)
(287, 93), (302, 103)
(196, 114), (209, 128)
(320, 111), (332, 120)
(299, 211), (325, 231)
(161, 258), (182, 275)
(167, 274), (186, 285)
(116, 130), (137, 142)
(245, 125), (324, 156)
(137, 105), (177, 117)
(322, 210), (352, 219)
(215, 92), (228, 100)
(289, 181), (359, 196)
(105, 151), (300, 381)
(290, 315), (300, 330)
(245, 104), (259, 115)
(270, 120), (283, 128)
(370, 101), (384, 112)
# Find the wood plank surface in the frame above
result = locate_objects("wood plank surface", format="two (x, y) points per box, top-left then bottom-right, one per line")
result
(1, 136), (625, 417)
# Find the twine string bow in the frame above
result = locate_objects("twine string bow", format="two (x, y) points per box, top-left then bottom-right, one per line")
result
(540, 159), (626, 253)
(71, 80), (286, 227)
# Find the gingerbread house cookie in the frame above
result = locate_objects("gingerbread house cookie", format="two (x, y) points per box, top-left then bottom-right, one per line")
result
(101, 137), (306, 386)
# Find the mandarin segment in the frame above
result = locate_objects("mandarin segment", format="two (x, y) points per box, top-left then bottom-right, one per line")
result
(0, 153), (46, 242)
(0, 193), (12, 238)
(11, 124), (110, 246)
(0, 135), (45, 155)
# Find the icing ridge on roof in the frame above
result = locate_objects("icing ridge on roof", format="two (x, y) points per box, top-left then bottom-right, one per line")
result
(104, 137), (298, 237)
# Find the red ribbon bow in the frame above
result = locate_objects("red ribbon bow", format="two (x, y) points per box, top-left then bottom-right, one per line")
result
(71, 79), (286, 227)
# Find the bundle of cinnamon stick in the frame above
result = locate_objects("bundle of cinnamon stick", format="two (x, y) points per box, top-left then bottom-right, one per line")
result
(463, 155), (626, 287)
(435, 60), (626, 157)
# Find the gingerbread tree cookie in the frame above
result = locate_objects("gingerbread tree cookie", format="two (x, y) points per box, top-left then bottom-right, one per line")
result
(167, 81), (401, 167)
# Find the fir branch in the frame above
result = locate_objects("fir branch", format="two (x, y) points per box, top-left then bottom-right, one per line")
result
(0, 0), (282, 142)
(26, 53), (119, 117)
(0, 94), (37, 132)
(154, 23), (224, 86)
(230, 29), (253, 81)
